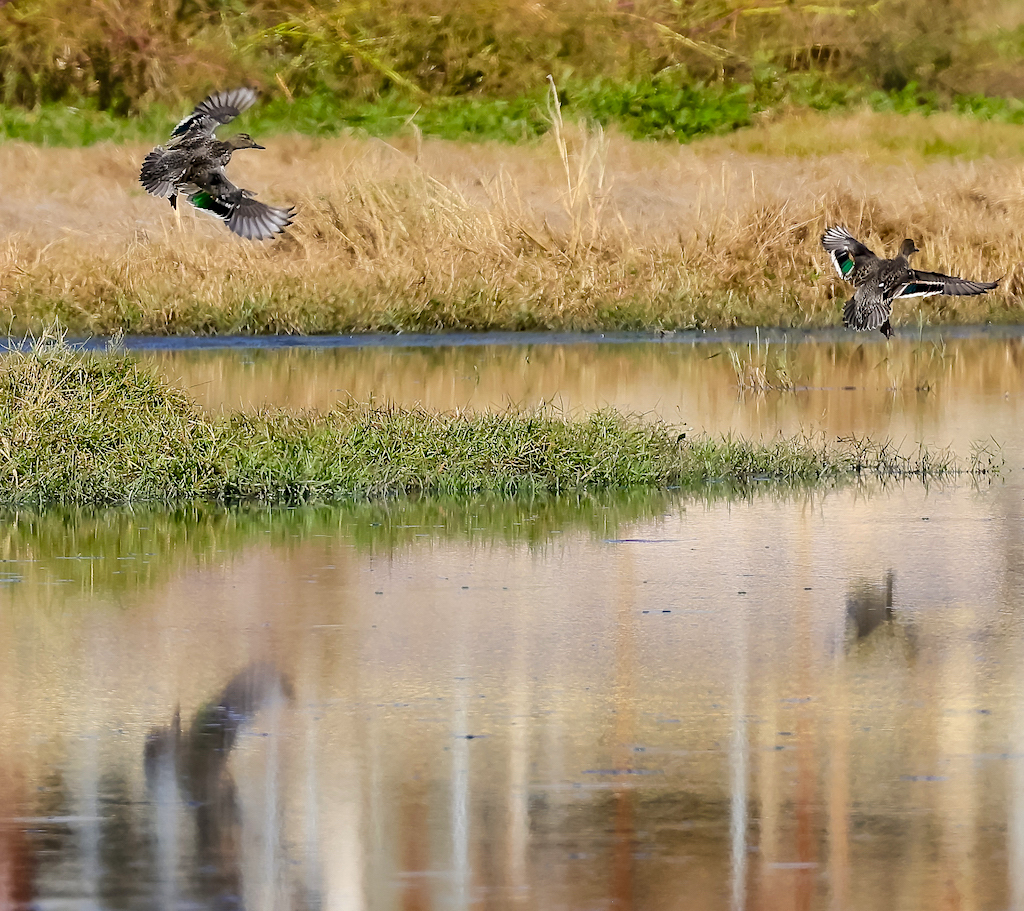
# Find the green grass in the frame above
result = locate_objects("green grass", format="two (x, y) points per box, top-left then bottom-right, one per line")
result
(0, 91), (545, 146)
(0, 79), (762, 146)
(6, 72), (1024, 148)
(0, 340), (989, 507)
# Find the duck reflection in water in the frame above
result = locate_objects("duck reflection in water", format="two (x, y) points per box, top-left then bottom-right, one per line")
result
(846, 571), (894, 641)
(144, 661), (294, 909)
(844, 571), (917, 659)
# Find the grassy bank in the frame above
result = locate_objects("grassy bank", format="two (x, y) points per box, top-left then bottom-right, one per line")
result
(4, 4), (1024, 335)
(1, 113), (1022, 336)
(0, 341), (977, 506)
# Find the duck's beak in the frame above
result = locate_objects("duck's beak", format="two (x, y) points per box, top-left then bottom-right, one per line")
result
(253, 142), (266, 150)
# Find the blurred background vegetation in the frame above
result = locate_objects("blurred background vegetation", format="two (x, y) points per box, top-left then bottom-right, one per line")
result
(2, 0), (1024, 143)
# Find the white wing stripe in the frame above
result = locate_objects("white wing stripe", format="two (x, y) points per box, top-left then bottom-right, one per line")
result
(895, 282), (944, 299)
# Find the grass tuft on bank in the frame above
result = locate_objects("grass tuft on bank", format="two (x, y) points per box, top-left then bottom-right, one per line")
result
(0, 341), (987, 506)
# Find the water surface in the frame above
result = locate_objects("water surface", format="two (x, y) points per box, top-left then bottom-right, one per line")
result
(3, 332), (1024, 910)
(138, 331), (1024, 458)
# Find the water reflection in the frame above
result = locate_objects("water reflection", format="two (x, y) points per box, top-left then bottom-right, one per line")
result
(845, 571), (894, 641)
(9, 329), (1024, 907)
(0, 482), (1021, 909)
(139, 333), (1024, 457)
(144, 662), (292, 911)
(0, 775), (33, 910)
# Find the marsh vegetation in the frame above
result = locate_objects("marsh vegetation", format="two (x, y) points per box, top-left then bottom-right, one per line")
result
(4, 0), (1024, 142)
(1, 1), (1022, 337)
(0, 340), (986, 506)
(1, 106), (1022, 336)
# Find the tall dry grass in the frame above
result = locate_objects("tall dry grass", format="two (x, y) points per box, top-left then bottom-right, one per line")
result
(0, 108), (1022, 335)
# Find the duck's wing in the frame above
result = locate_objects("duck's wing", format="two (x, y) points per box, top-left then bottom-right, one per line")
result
(171, 87), (260, 139)
(842, 289), (892, 333)
(180, 172), (243, 218)
(183, 172), (295, 240)
(224, 197), (296, 240)
(139, 146), (189, 198)
(897, 269), (999, 299)
(822, 226), (877, 283)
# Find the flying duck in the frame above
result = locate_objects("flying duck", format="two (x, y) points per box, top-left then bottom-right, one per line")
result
(140, 87), (294, 240)
(821, 226), (998, 338)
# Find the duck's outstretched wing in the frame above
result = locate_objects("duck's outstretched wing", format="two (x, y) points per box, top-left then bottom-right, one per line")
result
(842, 292), (892, 334)
(139, 146), (189, 198)
(822, 226), (876, 282)
(222, 195), (296, 240)
(897, 269), (999, 299)
(182, 171), (295, 240)
(171, 87), (260, 139)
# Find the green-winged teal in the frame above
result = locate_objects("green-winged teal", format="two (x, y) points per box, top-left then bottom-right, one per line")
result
(140, 88), (294, 240)
(821, 226), (998, 338)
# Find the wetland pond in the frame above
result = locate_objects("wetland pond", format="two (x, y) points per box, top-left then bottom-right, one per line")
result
(6, 329), (1024, 910)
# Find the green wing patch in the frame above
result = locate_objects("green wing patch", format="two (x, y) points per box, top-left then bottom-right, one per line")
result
(190, 191), (214, 210)
(898, 282), (942, 297)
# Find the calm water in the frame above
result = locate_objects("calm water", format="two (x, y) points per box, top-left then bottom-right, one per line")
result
(4, 332), (1024, 910)
(138, 330), (1024, 456)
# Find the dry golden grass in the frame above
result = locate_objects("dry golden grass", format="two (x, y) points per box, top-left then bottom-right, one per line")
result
(1, 108), (1023, 335)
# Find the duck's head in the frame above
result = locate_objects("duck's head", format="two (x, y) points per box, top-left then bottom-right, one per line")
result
(228, 132), (265, 150)
(900, 238), (920, 257)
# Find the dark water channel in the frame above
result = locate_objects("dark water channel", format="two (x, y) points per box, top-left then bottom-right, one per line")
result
(4, 332), (1024, 910)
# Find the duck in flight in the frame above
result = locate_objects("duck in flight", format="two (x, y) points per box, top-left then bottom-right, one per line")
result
(821, 226), (998, 338)
(140, 87), (295, 240)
